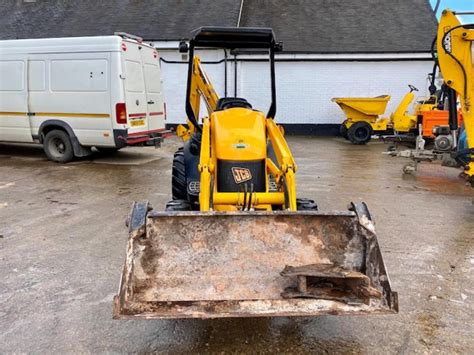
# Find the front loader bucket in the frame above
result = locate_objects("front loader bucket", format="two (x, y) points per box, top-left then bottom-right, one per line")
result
(114, 202), (398, 319)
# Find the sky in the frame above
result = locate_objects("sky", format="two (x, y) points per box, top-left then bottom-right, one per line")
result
(429, 0), (474, 22)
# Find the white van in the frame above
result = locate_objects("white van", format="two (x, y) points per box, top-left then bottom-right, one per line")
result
(0, 33), (168, 162)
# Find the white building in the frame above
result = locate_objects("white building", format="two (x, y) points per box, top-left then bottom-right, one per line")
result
(1, 0), (438, 134)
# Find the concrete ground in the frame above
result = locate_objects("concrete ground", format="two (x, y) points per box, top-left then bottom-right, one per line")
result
(0, 136), (473, 354)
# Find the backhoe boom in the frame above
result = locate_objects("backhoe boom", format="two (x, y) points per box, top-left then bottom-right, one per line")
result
(437, 9), (474, 184)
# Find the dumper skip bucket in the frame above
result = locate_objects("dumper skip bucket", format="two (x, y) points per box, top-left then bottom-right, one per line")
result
(332, 95), (391, 118)
(114, 202), (398, 319)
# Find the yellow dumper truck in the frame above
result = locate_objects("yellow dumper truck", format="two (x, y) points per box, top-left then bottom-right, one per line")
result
(333, 85), (448, 144)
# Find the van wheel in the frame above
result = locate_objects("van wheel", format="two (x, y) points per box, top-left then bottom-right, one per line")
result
(43, 130), (75, 163)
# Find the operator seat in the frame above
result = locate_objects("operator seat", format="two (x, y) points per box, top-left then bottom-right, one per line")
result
(216, 97), (252, 111)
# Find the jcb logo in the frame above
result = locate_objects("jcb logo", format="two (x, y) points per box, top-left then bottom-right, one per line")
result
(232, 167), (252, 184)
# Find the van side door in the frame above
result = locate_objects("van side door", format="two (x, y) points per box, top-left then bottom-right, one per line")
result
(0, 55), (33, 142)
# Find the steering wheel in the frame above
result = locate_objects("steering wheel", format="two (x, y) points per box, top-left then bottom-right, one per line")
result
(408, 84), (419, 93)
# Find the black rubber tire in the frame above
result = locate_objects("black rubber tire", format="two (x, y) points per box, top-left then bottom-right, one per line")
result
(96, 147), (120, 154)
(171, 148), (187, 200)
(165, 199), (192, 211)
(468, 176), (474, 188)
(347, 121), (373, 145)
(339, 120), (349, 139)
(296, 198), (318, 211)
(43, 129), (75, 163)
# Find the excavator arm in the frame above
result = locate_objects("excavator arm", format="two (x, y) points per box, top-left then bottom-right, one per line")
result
(437, 9), (474, 184)
(176, 56), (220, 141)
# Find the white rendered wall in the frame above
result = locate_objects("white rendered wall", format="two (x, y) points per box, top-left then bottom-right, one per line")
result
(158, 48), (434, 126)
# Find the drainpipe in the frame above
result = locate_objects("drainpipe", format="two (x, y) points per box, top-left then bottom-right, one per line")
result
(224, 49), (228, 97)
(234, 0), (244, 97)
(237, 0), (244, 27)
(234, 54), (237, 97)
(433, 0), (441, 15)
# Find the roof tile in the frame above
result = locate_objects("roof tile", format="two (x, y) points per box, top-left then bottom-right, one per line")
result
(0, 0), (437, 53)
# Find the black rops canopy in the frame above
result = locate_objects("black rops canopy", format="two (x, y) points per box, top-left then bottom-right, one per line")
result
(184, 27), (280, 129)
(190, 26), (281, 50)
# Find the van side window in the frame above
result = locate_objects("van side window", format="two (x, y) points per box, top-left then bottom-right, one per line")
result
(0, 61), (24, 91)
(51, 59), (107, 92)
(125, 60), (145, 93)
(143, 64), (161, 94)
(28, 60), (46, 91)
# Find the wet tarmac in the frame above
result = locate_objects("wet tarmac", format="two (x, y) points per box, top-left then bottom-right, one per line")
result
(0, 137), (473, 353)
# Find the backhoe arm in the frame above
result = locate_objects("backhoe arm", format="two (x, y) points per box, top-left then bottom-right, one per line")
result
(437, 9), (474, 184)
(189, 56), (219, 120)
(177, 56), (220, 141)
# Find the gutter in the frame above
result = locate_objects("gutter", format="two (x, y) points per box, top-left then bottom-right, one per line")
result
(161, 56), (433, 65)
(159, 51), (433, 65)
(150, 41), (434, 56)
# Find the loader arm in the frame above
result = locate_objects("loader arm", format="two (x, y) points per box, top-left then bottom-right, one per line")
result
(198, 117), (213, 211)
(266, 119), (298, 210)
(177, 56), (220, 141)
(437, 9), (474, 184)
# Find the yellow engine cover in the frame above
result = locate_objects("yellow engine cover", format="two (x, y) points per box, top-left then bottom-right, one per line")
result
(210, 108), (267, 161)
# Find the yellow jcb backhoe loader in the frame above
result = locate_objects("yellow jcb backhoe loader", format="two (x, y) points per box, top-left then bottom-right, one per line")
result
(113, 27), (397, 318)
(388, 9), (474, 186)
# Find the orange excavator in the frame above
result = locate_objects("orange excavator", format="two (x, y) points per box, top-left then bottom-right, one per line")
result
(387, 9), (473, 185)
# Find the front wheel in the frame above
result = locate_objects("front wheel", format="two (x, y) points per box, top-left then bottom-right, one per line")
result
(296, 198), (318, 211)
(347, 122), (373, 145)
(165, 199), (192, 211)
(171, 148), (187, 200)
(43, 130), (75, 163)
